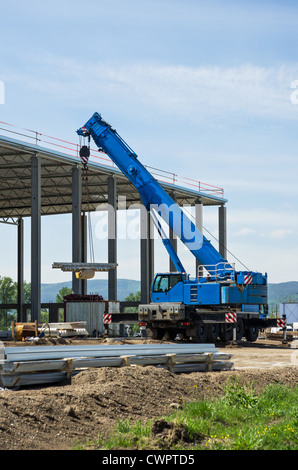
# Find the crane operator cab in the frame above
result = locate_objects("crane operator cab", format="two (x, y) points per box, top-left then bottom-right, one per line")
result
(151, 273), (185, 303)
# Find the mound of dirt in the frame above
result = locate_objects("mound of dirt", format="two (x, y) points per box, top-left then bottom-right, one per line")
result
(151, 419), (203, 448)
(0, 364), (297, 450)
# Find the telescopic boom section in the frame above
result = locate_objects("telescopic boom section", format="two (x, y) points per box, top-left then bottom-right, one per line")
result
(77, 112), (233, 279)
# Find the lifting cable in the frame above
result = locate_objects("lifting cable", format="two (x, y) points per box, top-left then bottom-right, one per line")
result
(79, 135), (95, 264)
(183, 207), (250, 271)
(79, 138), (98, 333)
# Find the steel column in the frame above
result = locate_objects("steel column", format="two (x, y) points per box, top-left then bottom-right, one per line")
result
(140, 206), (155, 304)
(72, 166), (82, 294)
(218, 205), (227, 259)
(195, 199), (203, 276)
(31, 155), (41, 322)
(108, 176), (117, 300)
(169, 192), (177, 272)
(81, 212), (87, 295)
(17, 217), (24, 322)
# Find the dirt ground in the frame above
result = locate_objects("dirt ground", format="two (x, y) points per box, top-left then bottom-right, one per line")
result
(0, 337), (297, 450)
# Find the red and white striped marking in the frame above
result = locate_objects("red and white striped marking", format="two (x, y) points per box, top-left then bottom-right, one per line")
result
(81, 126), (88, 135)
(244, 275), (253, 284)
(277, 318), (287, 328)
(225, 312), (237, 323)
(80, 156), (89, 165)
(103, 314), (112, 324)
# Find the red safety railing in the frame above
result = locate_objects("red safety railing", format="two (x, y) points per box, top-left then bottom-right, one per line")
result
(0, 120), (224, 198)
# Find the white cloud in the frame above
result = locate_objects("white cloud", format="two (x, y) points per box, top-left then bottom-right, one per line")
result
(228, 207), (298, 231)
(234, 228), (256, 237)
(269, 229), (294, 239)
(10, 53), (298, 123)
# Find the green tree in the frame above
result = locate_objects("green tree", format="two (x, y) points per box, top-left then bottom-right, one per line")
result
(56, 286), (72, 321)
(0, 276), (17, 303)
(125, 290), (141, 335)
(56, 286), (73, 303)
(124, 290), (141, 311)
(0, 277), (31, 304)
(0, 276), (17, 329)
(23, 281), (31, 303)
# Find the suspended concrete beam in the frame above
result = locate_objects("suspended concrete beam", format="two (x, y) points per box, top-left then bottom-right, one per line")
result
(52, 262), (117, 272)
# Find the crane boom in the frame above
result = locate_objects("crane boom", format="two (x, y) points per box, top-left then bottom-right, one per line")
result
(77, 112), (233, 279)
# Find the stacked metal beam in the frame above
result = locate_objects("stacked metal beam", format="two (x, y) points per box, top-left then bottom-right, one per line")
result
(0, 343), (233, 388)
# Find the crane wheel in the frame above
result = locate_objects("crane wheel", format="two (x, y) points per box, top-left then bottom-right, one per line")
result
(236, 319), (244, 340)
(219, 324), (233, 343)
(193, 323), (208, 343)
(245, 326), (259, 342)
(148, 327), (164, 340)
(207, 323), (219, 342)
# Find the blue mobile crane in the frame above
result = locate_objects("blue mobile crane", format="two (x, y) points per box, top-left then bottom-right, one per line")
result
(77, 112), (279, 343)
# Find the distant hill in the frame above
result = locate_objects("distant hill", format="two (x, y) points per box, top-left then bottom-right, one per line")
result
(268, 281), (298, 305)
(41, 279), (140, 303)
(41, 279), (298, 305)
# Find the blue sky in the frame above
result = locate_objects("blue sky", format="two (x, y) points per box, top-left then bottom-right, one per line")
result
(0, 0), (297, 285)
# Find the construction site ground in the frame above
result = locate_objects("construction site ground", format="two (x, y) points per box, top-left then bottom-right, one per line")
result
(0, 337), (297, 450)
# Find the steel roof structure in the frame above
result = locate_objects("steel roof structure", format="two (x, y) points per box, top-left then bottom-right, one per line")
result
(0, 131), (226, 222)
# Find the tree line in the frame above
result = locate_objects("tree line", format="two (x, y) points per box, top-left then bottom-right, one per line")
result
(0, 276), (71, 330)
(0, 275), (141, 331)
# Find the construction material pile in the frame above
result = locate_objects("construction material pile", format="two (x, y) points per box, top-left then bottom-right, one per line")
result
(12, 321), (88, 342)
(0, 343), (233, 388)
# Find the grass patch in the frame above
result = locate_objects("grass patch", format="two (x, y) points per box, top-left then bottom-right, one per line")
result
(175, 378), (298, 450)
(75, 378), (298, 450)
(75, 418), (154, 450)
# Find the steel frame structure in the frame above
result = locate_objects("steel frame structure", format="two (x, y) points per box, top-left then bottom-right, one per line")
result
(0, 131), (228, 325)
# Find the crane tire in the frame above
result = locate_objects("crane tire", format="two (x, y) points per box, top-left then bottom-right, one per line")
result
(236, 319), (245, 340)
(194, 323), (209, 343)
(148, 327), (164, 340)
(219, 324), (233, 343)
(207, 323), (219, 342)
(245, 326), (259, 342)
